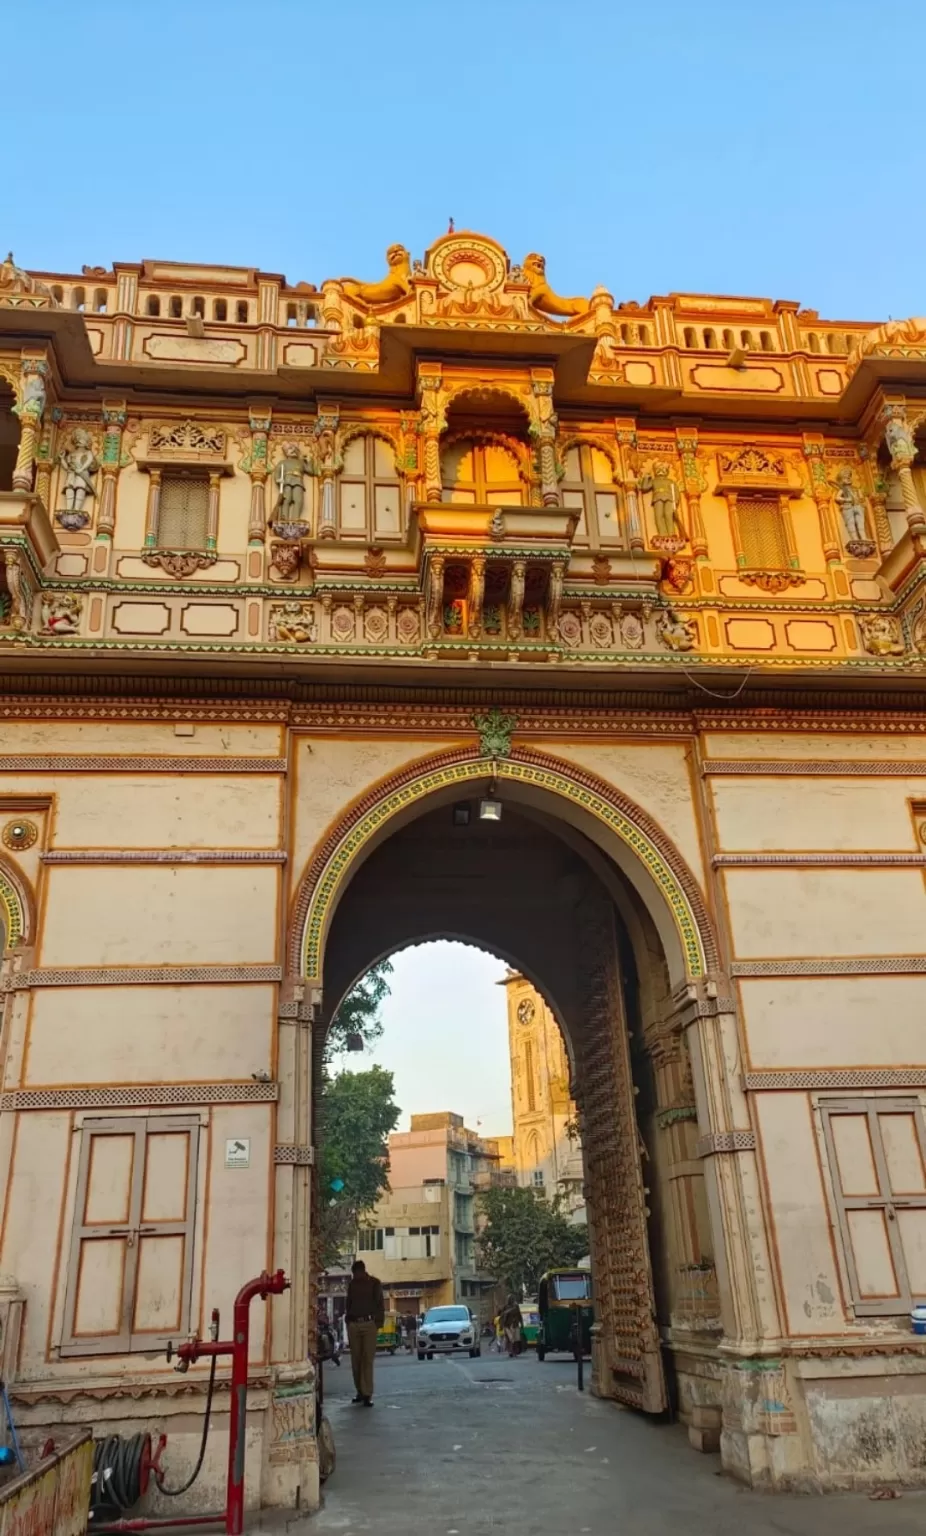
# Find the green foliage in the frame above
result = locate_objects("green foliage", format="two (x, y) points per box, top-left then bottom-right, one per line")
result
(476, 1185), (588, 1297)
(326, 959), (393, 1060)
(318, 1065), (400, 1270)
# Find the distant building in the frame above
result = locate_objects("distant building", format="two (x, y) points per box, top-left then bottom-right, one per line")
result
(502, 973), (585, 1219)
(358, 1112), (502, 1321)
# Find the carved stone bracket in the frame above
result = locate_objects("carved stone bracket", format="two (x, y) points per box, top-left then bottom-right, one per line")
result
(141, 549), (218, 578)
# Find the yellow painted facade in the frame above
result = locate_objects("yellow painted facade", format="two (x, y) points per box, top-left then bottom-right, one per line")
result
(2, 236), (926, 1506)
(502, 973), (584, 1212)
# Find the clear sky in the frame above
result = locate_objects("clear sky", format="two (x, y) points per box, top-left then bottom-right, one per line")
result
(6, 0), (926, 321)
(328, 943), (514, 1137)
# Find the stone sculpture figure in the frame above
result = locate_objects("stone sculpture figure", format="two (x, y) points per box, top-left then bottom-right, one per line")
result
(859, 613), (904, 657)
(341, 245), (413, 307)
(41, 594), (82, 635)
(273, 444), (311, 526)
(58, 429), (98, 526)
(885, 412), (916, 466)
(522, 253), (589, 319)
(270, 602), (317, 644)
(657, 606), (696, 652)
(639, 460), (679, 538)
(0, 253), (56, 303)
(833, 469), (868, 544)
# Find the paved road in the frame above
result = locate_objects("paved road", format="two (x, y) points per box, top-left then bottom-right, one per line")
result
(305, 1347), (926, 1536)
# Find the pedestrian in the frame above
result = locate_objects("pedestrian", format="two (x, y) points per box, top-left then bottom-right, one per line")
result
(345, 1258), (384, 1406)
(501, 1294), (523, 1357)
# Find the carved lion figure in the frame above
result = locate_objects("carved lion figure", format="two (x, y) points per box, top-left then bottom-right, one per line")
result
(522, 253), (589, 319)
(341, 245), (413, 308)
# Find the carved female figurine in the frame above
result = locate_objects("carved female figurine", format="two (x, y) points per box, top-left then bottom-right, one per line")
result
(833, 468), (868, 544)
(273, 443), (311, 525)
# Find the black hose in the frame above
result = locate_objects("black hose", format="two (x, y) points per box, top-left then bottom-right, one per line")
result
(154, 1352), (218, 1497)
(91, 1432), (147, 1513)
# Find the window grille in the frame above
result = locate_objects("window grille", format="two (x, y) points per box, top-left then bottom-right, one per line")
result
(738, 495), (789, 569)
(158, 472), (210, 549)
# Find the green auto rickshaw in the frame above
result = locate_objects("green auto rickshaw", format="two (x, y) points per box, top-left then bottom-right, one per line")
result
(536, 1268), (593, 1361)
(519, 1301), (540, 1348)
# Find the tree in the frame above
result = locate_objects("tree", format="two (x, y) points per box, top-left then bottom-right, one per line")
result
(477, 1186), (588, 1297)
(317, 1065), (400, 1269)
(325, 959), (393, 1060)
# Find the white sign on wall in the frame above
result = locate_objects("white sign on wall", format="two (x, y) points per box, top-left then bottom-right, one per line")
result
(225, 1138), (251, 1169)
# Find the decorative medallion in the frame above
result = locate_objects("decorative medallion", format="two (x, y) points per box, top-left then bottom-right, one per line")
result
(473, 707), (518, 759)
(396, 608), (420, 644)
(3, 818), (37, 851)
(428, 234), (507, 297)
(589, 613), (613, 648)
(620, 612), (645, 649)
(364, 607), (388, 644)
(558, 611), (582, 648)
(517, 998), (535, 1025)
(330, 606), (355, 643)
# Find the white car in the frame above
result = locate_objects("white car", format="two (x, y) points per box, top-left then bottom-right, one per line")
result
(417, 1305), (481, 1359)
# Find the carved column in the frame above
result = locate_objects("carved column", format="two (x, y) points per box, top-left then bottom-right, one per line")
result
(547, 559), (565, 634)
(206, 472), (221, 552)
(245, 407), (272, 544)
(507, 559), (526, 639)
(11, 358), (48, 492)
(468, 555), (485, 639)
(33, 408), (60, 511)
(417, 366), (445, 503)
(96, 402), (127, 539)
(675, 430), (709, 559)
(3, 551), (30, 630)
(530, 371), (560, 507)
(883, 401), (926, 536)
(617, 421), (645, 552)
(859, 444), (893, 554)
(143, 468), (162, 548)
(426, 554), (445, 639)
(314, 409), (340, 538)
(802, 436), (841, 564)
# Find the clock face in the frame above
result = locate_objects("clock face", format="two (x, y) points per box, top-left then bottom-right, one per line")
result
(517, 998), (535, 1025)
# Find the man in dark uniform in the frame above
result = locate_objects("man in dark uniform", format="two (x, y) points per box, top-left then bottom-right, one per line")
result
(345, 1259), (385, 1406)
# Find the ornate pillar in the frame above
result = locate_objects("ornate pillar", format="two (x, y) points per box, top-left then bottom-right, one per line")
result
(529, 370), (560, 507)
(468, 555), (485, 639)
(507, 559), (526, 639)
(143, 469), (162, 548)
(206, 472), (221, 552)
(858, 444), (893, 554)
(245, 407), (272, 545)
(3, 551), (31, 630)
(417, 365), (445, 503)
(547, 559), (565, 634)
(617, 421), (645, 552)
(314, 409), (340, 538)
(883, 401), (926, 536)
(33, 408), (61, 511)
(802, 435), (841, 564)
(11, 358), (48, 492)
(97, 402), (127, 539)
(675, 430), (709, 559)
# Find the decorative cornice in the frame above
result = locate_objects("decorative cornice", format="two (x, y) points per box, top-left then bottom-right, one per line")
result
(0, 1081), (279, 1111)
(743, 1067), (926, 1091)
(41, 849), (287, 865)
(274, 1143), (314, 1165)
(697, 1130), (756, 1155)
(732, 957), (926, 977)
(714, 852), (926, 867)
(2, 963), (283, 990)
(0, 755), (287, 774)
(705, 759), (926, 776)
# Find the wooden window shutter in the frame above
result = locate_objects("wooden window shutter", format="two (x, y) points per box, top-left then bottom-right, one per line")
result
(61, 1115), (200, 1356)
(821, 1097), (926, 1316)
(157, 472), (209, 549)
(738, 495), (789, 569)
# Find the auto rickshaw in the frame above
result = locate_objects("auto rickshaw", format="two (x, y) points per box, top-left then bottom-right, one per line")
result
(376, 1314), (398, 1354)
(519, 1301), (540, 1348)
(536, 1268), (594, 1360)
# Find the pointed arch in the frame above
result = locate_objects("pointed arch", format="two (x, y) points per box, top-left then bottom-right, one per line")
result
(0, 854), (33, 949)
(289, 745), (718, 985)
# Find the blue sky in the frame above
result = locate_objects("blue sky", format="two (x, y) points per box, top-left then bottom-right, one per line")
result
(5, 0), (925, 321)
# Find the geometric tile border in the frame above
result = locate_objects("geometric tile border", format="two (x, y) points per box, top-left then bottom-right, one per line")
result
(0, 1081), (279, 1110)
(697, 1130), (756, 1155)
(273, 1143), (314, 1165)
(42, 850), (287, 864)
(732, 957), (926, 977)
(716, 852), (926, 867)
(743, 1068), (926, 1091)
(0, 755), (288, 774)
(1, 964), (283, 990)
(293, 745), (717, 982)
(704, 759), (926, 776)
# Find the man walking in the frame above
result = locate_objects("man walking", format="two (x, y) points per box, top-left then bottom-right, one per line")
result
(345, 1258), (384, 1406)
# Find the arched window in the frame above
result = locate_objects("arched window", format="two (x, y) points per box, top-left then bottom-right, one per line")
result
(722, 328), (734, 349)
(213, 298), (227, 322)
(441, 439), (523, 506)
(286, 302), (298, 327)
(561, 444), (620, 544)
(71, 287), (85, 312)
(639, 323), (651, 343)
(169, 295), (182, 318)
(191, 296), (205, 318)
(524, 1042), (537, 1113)
(51, 285), (63, 304)
(808, 332), (820, 353)
(0, 387), (21, 491)
(146, 295), (161, 317)
(339, 433), (403, 537)
(759, 330), (774, 352)
(683, 326), (697, 348)
(94, 289), (108, 313)
(741, 330), (755, 349)
(703, 328), (717, 349)
(236, 301), (249, 323)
